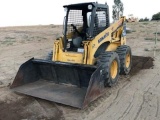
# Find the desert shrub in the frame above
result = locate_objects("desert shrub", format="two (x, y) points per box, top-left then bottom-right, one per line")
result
(152, 12), (160, 20)
(143, 17), (149, 21)
(153, 32), (160, 35)
(144, 38), (154, 40)
(144, 38), (160, 41)
(139, 17), (149, 22)
(132, 30), (136, 32)
(139, 18), (144, 22)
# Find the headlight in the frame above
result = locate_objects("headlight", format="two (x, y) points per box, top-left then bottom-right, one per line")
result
(64, 7), (68, 12)
(88, 5), (92, 10)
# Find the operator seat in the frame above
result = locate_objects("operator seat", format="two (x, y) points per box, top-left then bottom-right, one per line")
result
(72, 37), (83, 48)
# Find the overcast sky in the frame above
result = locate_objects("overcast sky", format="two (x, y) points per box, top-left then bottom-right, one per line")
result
(0, 0), (159, 26)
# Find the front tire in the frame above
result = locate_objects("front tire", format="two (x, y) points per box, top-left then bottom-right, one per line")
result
(98, 52), (120, 87)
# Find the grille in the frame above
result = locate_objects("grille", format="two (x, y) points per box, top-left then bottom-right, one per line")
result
(67, 10), (83, 38)
(93, 9), (109, 37)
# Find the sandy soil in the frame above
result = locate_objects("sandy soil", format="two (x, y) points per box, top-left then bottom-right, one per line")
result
(0, 22), (160, 120)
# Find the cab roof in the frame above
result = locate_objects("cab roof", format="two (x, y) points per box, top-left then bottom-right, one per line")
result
(63, 2), (108, 9)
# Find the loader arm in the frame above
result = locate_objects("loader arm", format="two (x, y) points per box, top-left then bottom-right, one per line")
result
(86, 17), (127, 65)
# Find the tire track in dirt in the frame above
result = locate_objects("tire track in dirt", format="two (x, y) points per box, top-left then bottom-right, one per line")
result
(134, 91), (146, 120)
(156, 96), (159, 117)
(125, 73), (159, 119)
(120, 72), (160, 120)
(96, 83), (136, 120)
(117, 91), (137, 120)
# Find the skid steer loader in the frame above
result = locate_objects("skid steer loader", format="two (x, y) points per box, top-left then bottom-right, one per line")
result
(11, 2), (132, 109)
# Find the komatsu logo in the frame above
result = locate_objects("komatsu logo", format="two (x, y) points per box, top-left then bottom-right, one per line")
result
(98, 32), (109, 43)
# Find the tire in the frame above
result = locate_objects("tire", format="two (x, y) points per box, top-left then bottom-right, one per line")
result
(46, 51), (53, 61)
(116, 45), (132, 75)
(97, 52), (120, 87)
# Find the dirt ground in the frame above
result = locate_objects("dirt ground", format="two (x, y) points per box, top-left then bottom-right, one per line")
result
(0, 21), (160, 120)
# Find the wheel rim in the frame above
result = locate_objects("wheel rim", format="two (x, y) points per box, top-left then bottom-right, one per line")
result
(125, 53), (131, 68)
(110, 60), (118, 79)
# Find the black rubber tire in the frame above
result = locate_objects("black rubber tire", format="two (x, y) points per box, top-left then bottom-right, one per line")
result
(97, 52), (120, 87)
(46, 51), (53, 61)
(116, 45), (132, 75)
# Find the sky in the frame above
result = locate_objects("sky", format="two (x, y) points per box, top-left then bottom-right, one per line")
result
(0, 0), (159, 27)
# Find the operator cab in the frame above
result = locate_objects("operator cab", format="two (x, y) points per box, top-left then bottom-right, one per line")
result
(63, 2), (110, 52)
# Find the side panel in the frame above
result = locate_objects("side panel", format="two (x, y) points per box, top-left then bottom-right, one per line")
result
(53, 39), (84, 64)
(10, 58), (40, 88)
(59, 52), (84, 64)
(83, 64), (106, 108)
(106, 42), (121, 51)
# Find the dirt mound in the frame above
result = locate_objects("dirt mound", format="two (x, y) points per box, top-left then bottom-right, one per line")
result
(0, 97), (63, 120)
(131, 56), (154, 75)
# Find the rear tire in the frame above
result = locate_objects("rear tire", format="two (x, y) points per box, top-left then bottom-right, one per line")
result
(97, 52), (120, 87)
(116, 45), (132, 75)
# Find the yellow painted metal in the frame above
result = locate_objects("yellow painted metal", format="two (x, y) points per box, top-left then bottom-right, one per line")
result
(106, 42), (121, 51)
(83, 41), (90, 64)
(52, 17), (126, 65)
(110, 60), (118, 79)
(121, 37), (126, 45)
(53, 39), (84, 63)
(60, 52), (84, 63)
(125, 53), (131, 68)
(52, 40), (59, 61)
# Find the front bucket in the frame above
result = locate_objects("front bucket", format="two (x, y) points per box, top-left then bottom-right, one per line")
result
(11, 58), (106, 109)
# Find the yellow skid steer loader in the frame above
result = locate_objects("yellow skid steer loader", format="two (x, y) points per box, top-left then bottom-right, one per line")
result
(11, 2), (132, 109)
